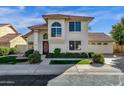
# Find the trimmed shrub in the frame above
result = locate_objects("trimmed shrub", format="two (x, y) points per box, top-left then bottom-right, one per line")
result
(54, 48), (61, 55)
(0, 48), (10, 56)
(46, 52), (89, 58)
(28, 51), (41, 64)
(9, 48), (17, 54)
(81, 52), (89, 58)
(92, 53), (105, 64)
(66, 53), (74, 58)
(24, 49), (34, 57)
(88, 52), (95, 58)
(0, 56), (17, 64)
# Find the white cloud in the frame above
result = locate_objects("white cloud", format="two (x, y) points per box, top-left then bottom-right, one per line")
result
(0, 7), (17, 15)
(18, 6), (25, 10)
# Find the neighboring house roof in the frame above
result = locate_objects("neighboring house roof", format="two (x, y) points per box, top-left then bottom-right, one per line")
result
(0, 34), (20, 43)
(88, 33), (113, 42)
(0, 24), (10, 27)
(24, 31), (33, 38)
(42, 14), (94, 21)
(0, 23), (18, 34)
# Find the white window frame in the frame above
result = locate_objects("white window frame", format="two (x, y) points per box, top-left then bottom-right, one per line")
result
(69, 41), (81, 51)
(69, 22), (81, 32)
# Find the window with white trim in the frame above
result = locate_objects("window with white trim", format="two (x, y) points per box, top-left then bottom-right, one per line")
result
(51, 22), (62, 37)
(69, 22), (81, 32)
(69, 41), (81, 50)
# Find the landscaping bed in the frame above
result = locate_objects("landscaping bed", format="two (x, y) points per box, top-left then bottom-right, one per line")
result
(46, 53), (93, 58)
(0, 56), (28, 64)
(49, 59), (92, 64)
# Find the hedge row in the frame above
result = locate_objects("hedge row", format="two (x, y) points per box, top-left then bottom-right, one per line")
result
(46, 52), (95, 58)
(0, 48), (17, 56)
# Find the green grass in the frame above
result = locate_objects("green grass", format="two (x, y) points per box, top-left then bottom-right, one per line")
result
(49, 59), (92, 64)
(0, 56), (17, 64)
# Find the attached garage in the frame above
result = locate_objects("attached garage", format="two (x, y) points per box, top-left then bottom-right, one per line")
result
(88, 33), (113, 54)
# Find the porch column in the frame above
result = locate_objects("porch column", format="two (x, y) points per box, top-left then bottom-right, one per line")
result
(33, 30), (39, 51)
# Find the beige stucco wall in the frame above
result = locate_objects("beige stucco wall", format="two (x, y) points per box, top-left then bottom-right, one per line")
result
(0, 26), (16, 37)
(27, 32), (34, 42)
(10, 36), (27, 52)
(48, 19), (89, 53)
(10, 36), (27, 47)
(0, 43), (10, 48)
(48, 19), (66, 53)
(88, 42), (113, 54)
(65, 21), (89, 53)
(26, 31), (46, 54)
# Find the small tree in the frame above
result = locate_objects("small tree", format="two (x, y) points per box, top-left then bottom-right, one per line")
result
(111, 18), (124, 45)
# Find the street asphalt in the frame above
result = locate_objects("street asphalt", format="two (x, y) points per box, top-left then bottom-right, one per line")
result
(0, 74), (124, 86)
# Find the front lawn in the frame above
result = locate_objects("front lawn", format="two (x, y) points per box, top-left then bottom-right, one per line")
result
(49, 59), (92, 64)
(0, 56), (17, 64)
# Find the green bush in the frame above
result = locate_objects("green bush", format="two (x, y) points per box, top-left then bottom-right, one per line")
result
(46, 52), (89, 58)
(9, 48), (17, 54)
(92, 53), (105, 64)
(28, 51), (41, 64)
(0, 48), (2, 56)
(25, 49), (34, 57)
(88, 52), (95, 58)
(0, 56), (17, 64)
(54, 48), (61, 55)
(0, 48), (10, 56)
(66, 53), (73, 58)
(81, 52), (89, 58)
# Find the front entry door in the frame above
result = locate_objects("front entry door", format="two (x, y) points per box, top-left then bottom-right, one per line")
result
(43, 41), (49, 54)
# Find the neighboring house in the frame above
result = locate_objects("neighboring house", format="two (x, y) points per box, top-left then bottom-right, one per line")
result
(0, 24), (27, 53)
(24, 14), (113, 54)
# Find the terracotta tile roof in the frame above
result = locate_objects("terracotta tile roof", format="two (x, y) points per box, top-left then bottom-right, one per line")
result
(28, 24), (47, 29)
(42, 14), (94, 21)
(88, 33), (113, 42)
(0, 34), (20, 43)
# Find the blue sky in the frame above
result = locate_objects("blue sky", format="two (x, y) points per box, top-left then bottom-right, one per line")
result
(0, 6), (124, 35)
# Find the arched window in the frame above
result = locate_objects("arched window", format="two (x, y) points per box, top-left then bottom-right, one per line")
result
(43, 33), (48, 39)
(51, 22), (62, 37)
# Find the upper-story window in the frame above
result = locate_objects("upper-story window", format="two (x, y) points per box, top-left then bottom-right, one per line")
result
(69, 22), (81, 32)
(51, 22), (62, 37)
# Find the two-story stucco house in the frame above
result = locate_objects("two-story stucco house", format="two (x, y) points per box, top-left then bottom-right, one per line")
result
(25, 14), (113, 54)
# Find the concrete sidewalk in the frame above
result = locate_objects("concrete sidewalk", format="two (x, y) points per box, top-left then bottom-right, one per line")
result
(0, 63), (122, 75)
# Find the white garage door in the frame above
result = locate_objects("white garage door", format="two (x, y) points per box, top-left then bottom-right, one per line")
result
(88, 42), (113, 54)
